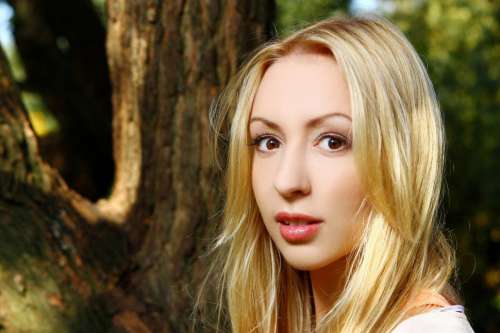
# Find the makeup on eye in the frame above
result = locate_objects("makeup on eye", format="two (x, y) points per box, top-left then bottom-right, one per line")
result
(249, 132), (351, 153)
(317, 133), (351, 151)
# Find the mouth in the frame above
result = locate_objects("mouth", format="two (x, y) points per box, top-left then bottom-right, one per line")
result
(274, 211), (323, 243)
(274, 211), (323, 224)
(279, 220), (321, 226)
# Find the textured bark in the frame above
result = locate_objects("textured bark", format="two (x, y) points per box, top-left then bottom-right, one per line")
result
(0, 0), (274, 332)
(0, 38), (127, 332)
(102, 1), (275, 331)
(7, 0), (113, 201)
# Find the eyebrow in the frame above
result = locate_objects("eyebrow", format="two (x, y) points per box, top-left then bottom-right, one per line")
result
(249, 112), (351, 131)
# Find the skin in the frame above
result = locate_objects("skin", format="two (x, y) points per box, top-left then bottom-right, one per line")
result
(249, 50), (366, 318)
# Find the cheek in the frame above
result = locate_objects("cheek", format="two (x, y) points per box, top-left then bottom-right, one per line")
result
(251, 157), (275, 214)
(314, 155), (364, 214)
(312, 156), (366, 251)
(251, 156), (285, 244)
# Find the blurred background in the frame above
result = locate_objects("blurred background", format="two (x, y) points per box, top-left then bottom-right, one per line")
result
(0, 0), (498, 331)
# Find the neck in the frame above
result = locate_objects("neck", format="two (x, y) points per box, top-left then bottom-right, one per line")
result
(309, 255), (349, 321)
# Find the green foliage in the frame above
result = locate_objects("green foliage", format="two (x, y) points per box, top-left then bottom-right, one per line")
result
(276, 0), (350, 35)
(91, 0), (106, 26)
(4, 45), (25, 82)
(387, 1), (500, 327)
(21, 92), (59, 136)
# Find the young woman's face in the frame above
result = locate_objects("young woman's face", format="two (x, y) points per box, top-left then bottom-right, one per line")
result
(249, 51), (366, 270)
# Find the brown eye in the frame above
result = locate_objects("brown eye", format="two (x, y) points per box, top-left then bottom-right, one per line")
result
(252, 136), (280, 152)
(318, 135), (347, 152)
(265, 138), (280, 150)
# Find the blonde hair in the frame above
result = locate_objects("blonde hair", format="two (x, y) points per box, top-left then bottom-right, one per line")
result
(198, 14), (461, 333)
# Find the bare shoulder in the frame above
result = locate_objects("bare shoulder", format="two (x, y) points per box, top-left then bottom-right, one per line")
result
(391, 307), (475, 333)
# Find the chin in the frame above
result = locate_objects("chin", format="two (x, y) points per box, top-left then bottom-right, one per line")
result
(287, 261), (328, 271)
(280, 247), (347, 271)
(280, 246), (338, 271)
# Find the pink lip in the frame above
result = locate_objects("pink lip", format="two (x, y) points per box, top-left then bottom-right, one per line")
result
(275, 211), (322, 223)
(275, 211), (323, 243)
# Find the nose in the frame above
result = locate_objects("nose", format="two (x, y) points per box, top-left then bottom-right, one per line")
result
(273, 145), (311, 199)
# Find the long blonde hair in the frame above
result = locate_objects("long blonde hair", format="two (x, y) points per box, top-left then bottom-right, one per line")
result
(199, 14), (461, 333)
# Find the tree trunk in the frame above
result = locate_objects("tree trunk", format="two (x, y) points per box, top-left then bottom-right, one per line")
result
(0, 0), (275, 332)
(7, 0), (114, 201)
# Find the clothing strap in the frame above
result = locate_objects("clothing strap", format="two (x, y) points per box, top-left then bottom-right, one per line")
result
(430, 304), (465, 313)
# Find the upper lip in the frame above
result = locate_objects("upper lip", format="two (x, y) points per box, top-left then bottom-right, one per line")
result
(275, 211), (323, 224)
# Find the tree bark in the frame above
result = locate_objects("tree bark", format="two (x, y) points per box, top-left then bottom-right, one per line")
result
(0, 0), (274, 332)
(7, 0), (114, 201)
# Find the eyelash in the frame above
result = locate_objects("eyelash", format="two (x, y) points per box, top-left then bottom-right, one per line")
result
(249, 132), (351, 153)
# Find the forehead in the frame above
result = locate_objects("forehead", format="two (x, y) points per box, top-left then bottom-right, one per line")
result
(250, 51), (351, 122)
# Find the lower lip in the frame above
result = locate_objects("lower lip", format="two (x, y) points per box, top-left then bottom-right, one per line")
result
(279, 222), (321, 242)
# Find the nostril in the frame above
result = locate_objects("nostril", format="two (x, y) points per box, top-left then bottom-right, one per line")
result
(274, 176), (311, 198)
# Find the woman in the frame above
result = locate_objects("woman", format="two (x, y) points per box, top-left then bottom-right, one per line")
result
(201, 15), (475, 332)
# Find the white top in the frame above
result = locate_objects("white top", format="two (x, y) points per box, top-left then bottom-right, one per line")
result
(391, 305), (475, 333)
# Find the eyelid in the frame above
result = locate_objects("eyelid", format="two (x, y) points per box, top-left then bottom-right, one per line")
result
(249, 133), (281, 152)
(249, 132), (351, 152)
(316, 132), (347, 142)
(249, 132), (279, 144)
(315, 133), (351, 152)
